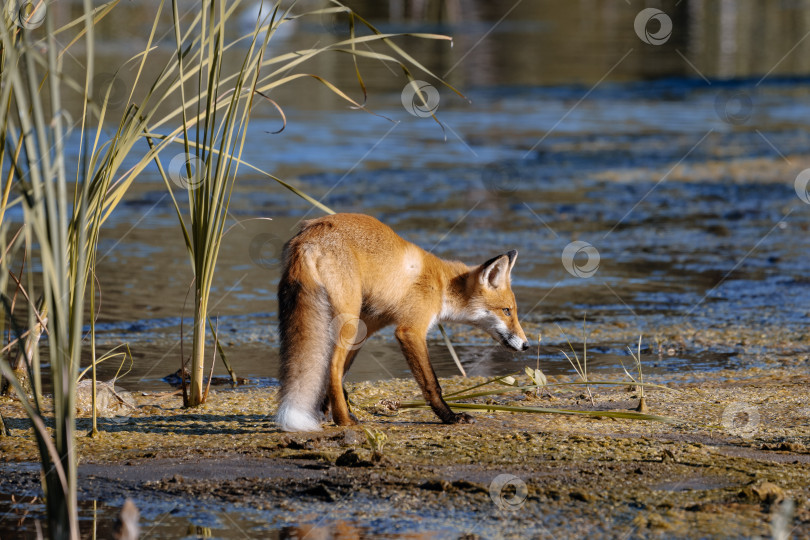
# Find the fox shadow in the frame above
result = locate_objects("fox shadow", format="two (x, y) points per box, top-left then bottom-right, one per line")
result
(86, 413), (281, 435)
(1, 414), (282, 436)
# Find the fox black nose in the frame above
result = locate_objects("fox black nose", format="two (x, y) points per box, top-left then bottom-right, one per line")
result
(521, 341), (529, 351)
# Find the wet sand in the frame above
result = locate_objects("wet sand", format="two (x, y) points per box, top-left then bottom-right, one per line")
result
(1, 364), (809, 538)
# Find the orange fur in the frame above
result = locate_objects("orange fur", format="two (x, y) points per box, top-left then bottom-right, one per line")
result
(276, 213), (528, 431)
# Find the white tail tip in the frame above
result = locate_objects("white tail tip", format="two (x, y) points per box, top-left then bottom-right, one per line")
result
(276, 403), (322, 432)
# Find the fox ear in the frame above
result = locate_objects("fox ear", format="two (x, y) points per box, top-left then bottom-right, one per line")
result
(506, 250), (518, 272)
(480, 252), (514, 289)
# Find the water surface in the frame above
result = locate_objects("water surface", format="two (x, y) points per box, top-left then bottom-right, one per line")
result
(4, 1), (810, 536)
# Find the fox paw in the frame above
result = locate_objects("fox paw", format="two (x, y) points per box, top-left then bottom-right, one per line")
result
(444, 412), (474, 425)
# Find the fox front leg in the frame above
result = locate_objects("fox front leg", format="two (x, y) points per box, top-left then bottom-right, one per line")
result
(395, 326), (474, 425)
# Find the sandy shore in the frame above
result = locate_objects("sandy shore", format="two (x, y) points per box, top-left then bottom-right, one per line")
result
(1, 365), (809, 538)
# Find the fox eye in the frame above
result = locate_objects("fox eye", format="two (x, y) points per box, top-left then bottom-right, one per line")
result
(502, 308), (511, 317)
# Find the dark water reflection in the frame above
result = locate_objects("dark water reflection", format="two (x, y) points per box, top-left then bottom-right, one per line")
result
(58, 1), (810, 93)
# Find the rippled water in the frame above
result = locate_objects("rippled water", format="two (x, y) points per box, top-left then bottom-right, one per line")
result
(76, 76), (810, 390)
(5, 0), (803, 391)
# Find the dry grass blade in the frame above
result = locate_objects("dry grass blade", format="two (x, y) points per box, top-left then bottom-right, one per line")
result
(400, 379), (676, 407)
(621, 335), (648, 412)
(556, 319), (595, 405)
(207, 316), (238, 387)
(76, 344), (133, 381)
(443, 402), (677, 423)
(438, 324), (465, 377)
(399, 359), (678, 423)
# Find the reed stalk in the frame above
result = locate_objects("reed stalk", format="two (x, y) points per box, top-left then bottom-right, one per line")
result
(151, 0), (462, 405)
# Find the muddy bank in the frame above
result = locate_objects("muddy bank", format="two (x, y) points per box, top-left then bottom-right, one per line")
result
(1, 365), (809, 538)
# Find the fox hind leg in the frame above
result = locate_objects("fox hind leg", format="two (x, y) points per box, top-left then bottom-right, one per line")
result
(320, 347), (360, 418)
(328, 304), (364, 426)
(325, 314), (386, 425)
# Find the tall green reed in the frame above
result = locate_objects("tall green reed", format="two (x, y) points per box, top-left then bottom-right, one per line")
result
(0, 0), (211, 535)
(0, 1), (462, 535)
(0, 1), (96, 535)
(151, 0), (461, 406)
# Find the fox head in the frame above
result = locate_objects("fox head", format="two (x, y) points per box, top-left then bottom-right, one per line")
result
(466, 250), (529, 352)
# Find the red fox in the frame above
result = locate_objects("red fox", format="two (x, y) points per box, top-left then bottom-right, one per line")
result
(276, 213), (529, 432)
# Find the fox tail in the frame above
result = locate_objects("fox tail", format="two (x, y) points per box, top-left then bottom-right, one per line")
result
(276, 270), (332, 432)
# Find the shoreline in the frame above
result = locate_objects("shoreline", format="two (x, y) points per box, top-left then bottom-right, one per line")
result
(1, 365), (809, 537)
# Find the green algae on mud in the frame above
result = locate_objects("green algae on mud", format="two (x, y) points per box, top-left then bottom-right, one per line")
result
(1, 367), (809, 538)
